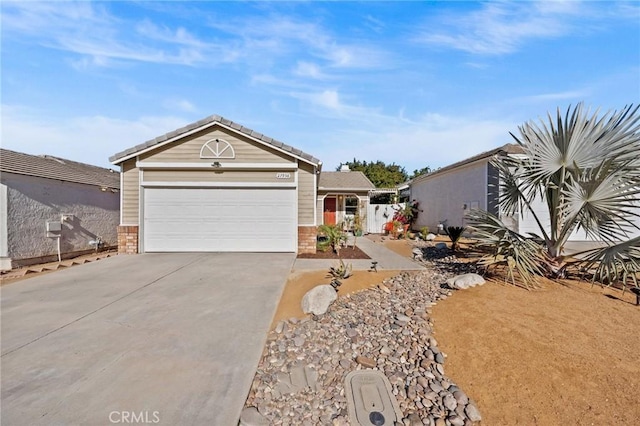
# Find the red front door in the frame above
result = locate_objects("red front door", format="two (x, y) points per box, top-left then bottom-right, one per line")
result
(323, 197), (337, 225)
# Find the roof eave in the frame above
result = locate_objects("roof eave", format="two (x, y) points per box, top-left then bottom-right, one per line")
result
(110, 119), (321, 167)
(318, 187), (375, 192)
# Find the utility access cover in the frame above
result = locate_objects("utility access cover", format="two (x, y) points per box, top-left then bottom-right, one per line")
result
(345, 370), (402, 426)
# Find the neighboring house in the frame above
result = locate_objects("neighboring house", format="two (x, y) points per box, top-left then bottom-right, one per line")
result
(316, 165), (375, 230)
(410, 143), (640, 241)
(110, 115), (322, 254)
(410, 144), (523, 233)
(0, 149), (120, 270)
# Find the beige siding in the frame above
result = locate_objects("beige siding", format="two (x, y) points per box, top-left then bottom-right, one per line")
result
(316, 198), (323, 225)
(297, 162), (316, 224)
(139, 126), (295, 164)
(143, 170), (295, 184)
(121, 160), (139, 224)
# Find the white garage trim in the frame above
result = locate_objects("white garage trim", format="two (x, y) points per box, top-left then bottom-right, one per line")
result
(141, 181), (296, 188)
(143, 187), (297, 252)
(136, 162), (298, 170)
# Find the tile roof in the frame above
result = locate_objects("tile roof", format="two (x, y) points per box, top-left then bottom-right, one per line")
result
(411, 143), (524, 185)
(109, 114), (321, 165)
(0, 148), (120, 189)
(318, 171), (376, 190)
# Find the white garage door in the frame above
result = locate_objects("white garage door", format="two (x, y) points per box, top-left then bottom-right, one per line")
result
(143, 188), (296, 252)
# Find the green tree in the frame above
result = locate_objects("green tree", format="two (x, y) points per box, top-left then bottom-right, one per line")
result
(409, 166), (432, 180)
(467, 103), (640, 288)
(338, 159), (408, 188)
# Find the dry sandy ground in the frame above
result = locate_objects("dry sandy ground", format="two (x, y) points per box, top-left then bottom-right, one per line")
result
(271, 269), (403, 328)
(431, 279), (639, 426)
(277, 236), (640, 425)
(380, 235), (640, 424)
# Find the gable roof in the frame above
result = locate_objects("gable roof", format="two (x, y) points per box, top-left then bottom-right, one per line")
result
(109, 114), (321, 166)
(0, 148), (120, 189)
(411, 143), (524, 185)
(318, 171), (376, 191)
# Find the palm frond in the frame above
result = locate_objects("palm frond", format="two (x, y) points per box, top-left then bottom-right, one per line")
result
(575, 236), (640, 290)
(466, 209), (548, 288)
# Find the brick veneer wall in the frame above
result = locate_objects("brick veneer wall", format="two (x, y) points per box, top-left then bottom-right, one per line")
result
(297, 226), (317, 254)
(117, 225), (139, 254)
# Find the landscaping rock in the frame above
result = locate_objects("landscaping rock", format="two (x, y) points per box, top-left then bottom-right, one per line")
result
(446, 273), (486, 290)
(435, 242), (448, 250)
(301, 284), (337, 315)
(245, 266), (482, 425)
(239, 406), (269, 426)
(355, 355), (377, 368)
(412, 247), (424, 260)
(426, 233), (436, 241)
(465, 403), (482, 422)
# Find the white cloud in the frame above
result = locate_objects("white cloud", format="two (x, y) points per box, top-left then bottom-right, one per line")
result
(416, 1), (583, 55)
(315, 114), (513, 172)
(1, 105), (189, 169)
(162, 99), (198, 113)
(520, 90), (590, 103)
(293, 61), (327, 79)
(290, 89), (385, 122)
(1, 2), (234, 67)
(208, 14), (391, 70)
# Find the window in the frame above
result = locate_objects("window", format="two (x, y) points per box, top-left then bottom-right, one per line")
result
(345, 196), (358, 216)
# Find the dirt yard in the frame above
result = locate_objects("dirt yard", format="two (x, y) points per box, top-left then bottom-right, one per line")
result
(431, 278), (639, 425)
(273, 236), (639, 424)
(271, 269), (403, 328)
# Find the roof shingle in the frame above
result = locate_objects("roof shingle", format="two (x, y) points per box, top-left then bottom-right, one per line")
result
(411, 143), (524, 185)
(318, 171), (375, 190)
(0, 149), (120, 189)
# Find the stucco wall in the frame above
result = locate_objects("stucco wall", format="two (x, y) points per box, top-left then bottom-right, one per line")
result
(2, 173), (119, 264)
(411, 161), (488, 231)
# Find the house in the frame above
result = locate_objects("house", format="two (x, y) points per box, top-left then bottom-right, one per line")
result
(410, 144), (523, 233)
(316, 165), (375, 230)
(109, 115), (322, 254)
(0, 149), (120, 270)
(410, 143), (640, 241)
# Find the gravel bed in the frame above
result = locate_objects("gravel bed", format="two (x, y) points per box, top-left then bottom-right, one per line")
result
(244, 253), (482, 426)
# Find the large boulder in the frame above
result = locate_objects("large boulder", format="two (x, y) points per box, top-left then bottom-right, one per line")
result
(446, 273), (486, 290)
(302, 285), (337, 315)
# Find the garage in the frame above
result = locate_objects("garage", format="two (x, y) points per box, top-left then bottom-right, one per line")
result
(143, 187), (296, 252)
(110, 114), (321, 255)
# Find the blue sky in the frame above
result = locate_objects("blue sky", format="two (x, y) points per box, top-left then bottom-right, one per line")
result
(2, 1), (639, 172)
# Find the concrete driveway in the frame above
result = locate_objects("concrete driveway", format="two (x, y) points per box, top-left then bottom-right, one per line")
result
(1, 252), (294, 426)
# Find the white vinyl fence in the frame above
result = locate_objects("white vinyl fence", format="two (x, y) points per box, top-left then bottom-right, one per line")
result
(366, 203), (405, 234)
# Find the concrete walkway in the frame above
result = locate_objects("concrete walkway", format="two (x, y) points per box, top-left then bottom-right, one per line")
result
(1, 252), (294, 426)
(293, 235), (424, 271)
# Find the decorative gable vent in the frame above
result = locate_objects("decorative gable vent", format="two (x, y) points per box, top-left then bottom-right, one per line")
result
(200, 138), (236, 159)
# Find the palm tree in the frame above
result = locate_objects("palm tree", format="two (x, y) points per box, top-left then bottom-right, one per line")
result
(467, 103), (640, 288)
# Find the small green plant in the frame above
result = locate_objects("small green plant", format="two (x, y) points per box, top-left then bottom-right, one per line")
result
(446, 226), (465, 251)
(328, 259), (353, 289)
(420, 226), (429, 240)
(328, 259), (353, 280)
(318, 224), (348, 255)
